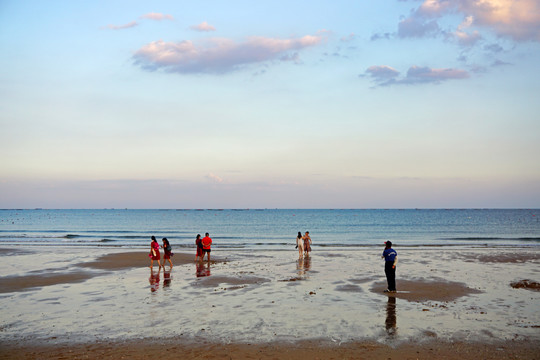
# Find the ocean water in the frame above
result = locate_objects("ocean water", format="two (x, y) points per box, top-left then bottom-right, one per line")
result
(0, 209), (539, 250)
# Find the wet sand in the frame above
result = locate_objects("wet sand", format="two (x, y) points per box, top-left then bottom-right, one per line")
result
(79, 251), (198, 270)
(1, 338), (539, 359)
(0, 247), (539, 359)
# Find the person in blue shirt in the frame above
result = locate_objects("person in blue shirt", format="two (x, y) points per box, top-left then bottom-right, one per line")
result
(382, 241), (398, 292)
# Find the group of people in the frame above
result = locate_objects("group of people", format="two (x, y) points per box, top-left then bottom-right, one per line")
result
(149, 233), (214, 269)
(194, 233), (213, 262)
(295, 231), (312, 258)
(149, 236), (173, 269)
(149, 231), (398, 293)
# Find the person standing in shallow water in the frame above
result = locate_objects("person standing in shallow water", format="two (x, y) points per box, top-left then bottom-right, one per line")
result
(162, 237), (173, 269)
(201, 233), (212, 263)
(195, 234), (203, 261)
(296, 232), (304, 258)
(303, 231), (312, 256)
(149, 236), (161, 269)
(382, 241), (398, 292)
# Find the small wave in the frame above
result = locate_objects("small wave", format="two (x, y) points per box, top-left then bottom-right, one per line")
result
(438, 237), (540, 242)
(64, 234), (80, 239)
(72, 238), (117, 243)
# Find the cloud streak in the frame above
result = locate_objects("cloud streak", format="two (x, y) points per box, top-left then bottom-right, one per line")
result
(140, 12), (174, 21)
(133, 33), (326, 74)
(105, 21), (138, 31)
(365, 64), (469, 86)
(104, 13), (173, 31)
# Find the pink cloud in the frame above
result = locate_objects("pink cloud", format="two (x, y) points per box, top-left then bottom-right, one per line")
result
(190, 21), (216, 32)
(140, 12), (174, 21)
(418, 0), (453, 17)
(133, 34), (326, 74)
(205, 173), (223, 183)
(461, 0), (540, 41)
(417, 0), (540, 42)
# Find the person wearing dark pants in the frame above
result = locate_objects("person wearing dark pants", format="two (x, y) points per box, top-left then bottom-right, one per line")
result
(382, 241), (398, 292)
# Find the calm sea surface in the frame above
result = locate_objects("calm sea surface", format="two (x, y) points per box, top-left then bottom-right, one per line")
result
(0, 209), (539, 250)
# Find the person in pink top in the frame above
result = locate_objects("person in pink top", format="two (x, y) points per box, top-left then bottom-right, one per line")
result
(195, 234), (203, 261)
(201, 233), (212, 263)
(149, 236), (161, 269)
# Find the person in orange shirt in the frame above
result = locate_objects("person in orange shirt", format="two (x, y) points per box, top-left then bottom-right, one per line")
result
(201, 232), (212, 263)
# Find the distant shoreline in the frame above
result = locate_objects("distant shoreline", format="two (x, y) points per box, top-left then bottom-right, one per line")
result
(2, 207), (540, 210)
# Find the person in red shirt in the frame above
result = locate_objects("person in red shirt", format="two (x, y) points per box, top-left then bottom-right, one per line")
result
(149, 236), (161, 269)
(201, 233), (212, 263)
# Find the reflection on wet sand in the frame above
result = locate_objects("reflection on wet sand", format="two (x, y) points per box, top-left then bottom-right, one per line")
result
(196, 262), (211, 277)
(386, 296), (397, 337)
(163, 270), (172, 287)
(297, 256), (311, 276)
(149, 267), (161, 292)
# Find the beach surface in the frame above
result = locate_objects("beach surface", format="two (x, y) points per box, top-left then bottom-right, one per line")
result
(1, 246), (539, 359)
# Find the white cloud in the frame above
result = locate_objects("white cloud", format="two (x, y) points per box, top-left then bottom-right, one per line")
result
(133, 33), (326, 74)
(190, 21), (216, 32)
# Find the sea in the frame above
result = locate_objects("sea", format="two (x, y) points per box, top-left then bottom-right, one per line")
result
(1, 209), (539, 251)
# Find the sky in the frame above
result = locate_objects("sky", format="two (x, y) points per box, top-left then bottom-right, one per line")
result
(1, 0), (539, 209)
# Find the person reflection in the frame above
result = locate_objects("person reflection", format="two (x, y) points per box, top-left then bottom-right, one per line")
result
(296, 256), (311, 276)
(196, 261), (211, 277)
(149, 267), (161, 292)
(385, 295), (397, 337)
(163, 269), (172, 287)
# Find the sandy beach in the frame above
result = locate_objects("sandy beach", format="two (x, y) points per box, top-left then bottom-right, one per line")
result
(1, 246), (539, 359)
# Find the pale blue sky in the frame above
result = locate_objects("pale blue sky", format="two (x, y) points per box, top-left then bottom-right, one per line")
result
(1, 0), (539, 208)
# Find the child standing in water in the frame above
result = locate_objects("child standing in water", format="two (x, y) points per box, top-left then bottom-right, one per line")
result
(162, 237), (173, 269)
